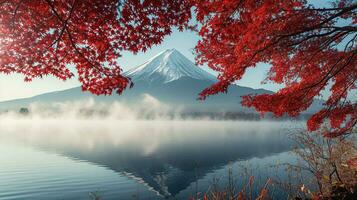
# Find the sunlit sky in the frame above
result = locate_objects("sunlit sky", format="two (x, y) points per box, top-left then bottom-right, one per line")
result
(0, 29), (281, 102)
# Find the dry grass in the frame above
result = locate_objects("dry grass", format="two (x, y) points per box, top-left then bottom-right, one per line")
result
(287, 128), (357, 199)
(189, 167), (273, 200)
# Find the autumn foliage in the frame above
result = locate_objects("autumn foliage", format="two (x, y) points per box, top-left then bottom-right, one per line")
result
(0, 0), (356, 137)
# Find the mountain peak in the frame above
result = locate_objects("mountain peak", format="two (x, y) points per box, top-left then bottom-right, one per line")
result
(124, 49), (216, 83)
(164, 48), (178, 52)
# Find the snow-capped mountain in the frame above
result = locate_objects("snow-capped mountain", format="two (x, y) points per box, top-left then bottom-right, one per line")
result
(0, 49), (278, 113)
(124, 49), (216, 83)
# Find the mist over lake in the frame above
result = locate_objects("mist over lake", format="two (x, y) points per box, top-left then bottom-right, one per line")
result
(0, 119), (304, 200)
(0, 49), (313, 200)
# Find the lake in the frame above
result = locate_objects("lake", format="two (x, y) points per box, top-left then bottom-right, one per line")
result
(0, 120), (305, 199)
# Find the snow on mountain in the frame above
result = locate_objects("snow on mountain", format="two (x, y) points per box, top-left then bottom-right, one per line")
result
(1, 48), (297, 114)
(124, 49), (216, 83)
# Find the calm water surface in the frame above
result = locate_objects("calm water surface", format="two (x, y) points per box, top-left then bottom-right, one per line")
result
(0, 120), (303, 199)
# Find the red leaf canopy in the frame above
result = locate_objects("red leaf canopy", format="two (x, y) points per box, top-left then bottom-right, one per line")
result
(0, 0), (356, 137)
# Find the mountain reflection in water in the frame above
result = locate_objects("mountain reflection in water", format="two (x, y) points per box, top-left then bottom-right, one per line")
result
(0, 120), (301, 199)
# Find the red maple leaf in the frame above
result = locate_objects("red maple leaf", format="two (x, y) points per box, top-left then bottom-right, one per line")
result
(0, 0), (356, 137)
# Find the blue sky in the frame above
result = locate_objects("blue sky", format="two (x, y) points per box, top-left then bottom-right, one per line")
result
(0, 29), (280, 101)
